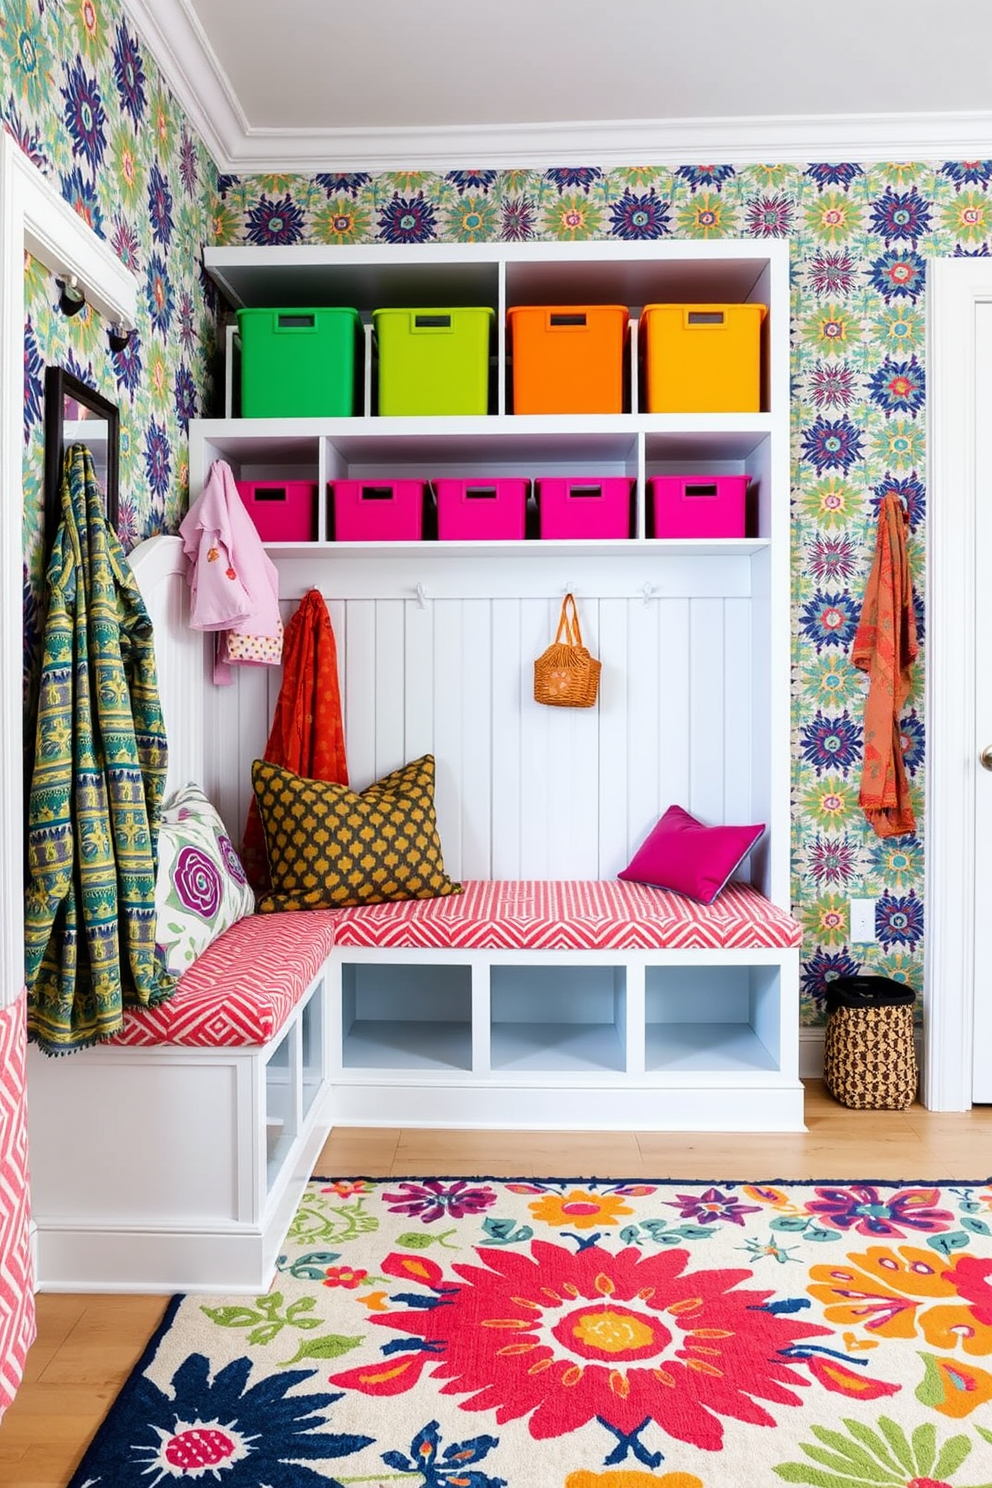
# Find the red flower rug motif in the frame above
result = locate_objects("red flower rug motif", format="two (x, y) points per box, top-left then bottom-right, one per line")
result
(69, 1176), (992, 1488)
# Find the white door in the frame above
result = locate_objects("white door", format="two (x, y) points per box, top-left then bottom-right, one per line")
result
(972, 302), (992, 1102)
(924, 260), (992, 1110)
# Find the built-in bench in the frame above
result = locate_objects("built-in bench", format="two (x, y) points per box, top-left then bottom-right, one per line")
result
(26, 911), (339, 1294)
(27, 879), (803, 1293)
(324, 878), (804, 1133)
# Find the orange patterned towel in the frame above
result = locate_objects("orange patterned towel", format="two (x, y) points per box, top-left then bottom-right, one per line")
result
(851, 492), (918, 838)
(241, 589), (349, 890)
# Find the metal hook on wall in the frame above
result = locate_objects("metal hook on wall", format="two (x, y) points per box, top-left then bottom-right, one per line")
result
(641, 582), (659, 604)
(414, 582), (429, 610)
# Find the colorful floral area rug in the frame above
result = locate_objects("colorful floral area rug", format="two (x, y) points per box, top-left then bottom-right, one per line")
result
(70, 1176), (992, 1488)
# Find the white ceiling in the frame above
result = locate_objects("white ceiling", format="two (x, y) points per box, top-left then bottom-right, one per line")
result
(125, 0), (992, 171)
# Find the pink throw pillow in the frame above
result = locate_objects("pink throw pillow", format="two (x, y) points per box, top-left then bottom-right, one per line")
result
(618, 804), (765, 904)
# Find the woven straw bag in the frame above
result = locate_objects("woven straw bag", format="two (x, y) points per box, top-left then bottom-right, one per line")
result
(533, 593), (601, 708)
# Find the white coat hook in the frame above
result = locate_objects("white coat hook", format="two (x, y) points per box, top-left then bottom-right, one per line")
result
(642, 582), (658, 604)
(415, 582), (429, 610)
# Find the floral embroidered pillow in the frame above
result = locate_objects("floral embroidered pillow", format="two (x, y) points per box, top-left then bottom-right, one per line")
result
(154, 782), (255, 976)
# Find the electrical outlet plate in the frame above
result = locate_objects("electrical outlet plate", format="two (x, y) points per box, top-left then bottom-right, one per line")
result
(850, 897), (878, 943)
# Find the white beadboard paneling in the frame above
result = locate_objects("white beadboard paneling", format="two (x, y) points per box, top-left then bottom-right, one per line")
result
(403, 596), (434, 767)
(519, 599), (554, 878)
(432, 601), (467, 882)
(372, 600), (406, 781)
(655, 598), (691, 838)
(689, 599), (727, 824)
(723, 596), (754, 825)
(343, 601), (377, 788)
(597, 599), (630, 876)
(490, 600), (524, 878)
(218, 566), (764, 881)
(625, 596), (664, 871)
(459, 600), (494, 878)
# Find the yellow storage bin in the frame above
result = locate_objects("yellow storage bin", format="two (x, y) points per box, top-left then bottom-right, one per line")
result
(641, 302), (767, 413)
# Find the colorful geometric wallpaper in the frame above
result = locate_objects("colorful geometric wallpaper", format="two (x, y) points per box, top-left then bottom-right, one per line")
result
(8, 0), (991, 1027)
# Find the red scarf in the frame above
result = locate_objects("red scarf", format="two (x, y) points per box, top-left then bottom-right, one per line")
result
(241, 590), (348, 890)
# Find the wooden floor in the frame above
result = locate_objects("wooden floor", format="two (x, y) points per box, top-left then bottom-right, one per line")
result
(3, 1081), (991, 1488)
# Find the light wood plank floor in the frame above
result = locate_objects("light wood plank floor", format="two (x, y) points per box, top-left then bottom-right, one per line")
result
(3, 1081), (991, 1488)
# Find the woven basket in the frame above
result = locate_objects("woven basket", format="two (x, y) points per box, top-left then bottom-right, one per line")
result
(533, 593), (601, 708)
(823, 976), (918, 1111)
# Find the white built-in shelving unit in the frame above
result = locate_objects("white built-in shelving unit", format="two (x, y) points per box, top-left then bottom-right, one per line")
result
(193, 238), (801, 1132)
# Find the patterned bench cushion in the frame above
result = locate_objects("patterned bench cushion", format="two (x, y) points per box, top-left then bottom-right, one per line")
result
(107, 881), (799, 1048)
(328, 879), (803, 951)
(109, 910), (339, 1047)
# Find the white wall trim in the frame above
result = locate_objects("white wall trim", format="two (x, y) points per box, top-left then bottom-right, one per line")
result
(123, 0), (992, 174)
(0, 136), (36, 1014)
(924, 259), (992, 1110)
(799, 1028), (825, 1081)
(0, 135), (138, 1016)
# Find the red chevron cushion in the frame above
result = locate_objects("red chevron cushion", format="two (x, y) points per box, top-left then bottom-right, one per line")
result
(327, 879), (802, 951)
(109, 910), (338, 1047)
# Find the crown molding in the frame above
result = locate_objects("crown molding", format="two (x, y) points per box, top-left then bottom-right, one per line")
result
(120, 0), (249, 169)
(124, 0), (992, 175)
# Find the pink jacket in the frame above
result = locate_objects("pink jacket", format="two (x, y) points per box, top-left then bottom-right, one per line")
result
(179, 460), (281, 634)
(179, 460), (282, 684)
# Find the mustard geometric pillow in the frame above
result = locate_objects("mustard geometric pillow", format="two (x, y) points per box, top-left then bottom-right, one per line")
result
(251, 753), (462, 913)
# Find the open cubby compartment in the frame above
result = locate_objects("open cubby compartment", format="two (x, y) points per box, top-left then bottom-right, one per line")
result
(338, 957), (474, 1072)
(265, 970), (328, 1189)
(206, 239), (777, 425)
(502, 244), (774, 418)
(490, 961), (627, 1073)
(644, 428), (772, 544)
(644, 956), (784, 1074)
(301, 979), (325, 1121)
(264, 1019), (298, 1187)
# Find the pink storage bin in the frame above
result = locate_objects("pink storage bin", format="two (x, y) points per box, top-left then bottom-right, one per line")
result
(536, 478), (634, 540)
(649, 475), (749, 539)
(435, 478), (529, 541)
(329, 480), (426, 542)
(236, 480), (318, 542)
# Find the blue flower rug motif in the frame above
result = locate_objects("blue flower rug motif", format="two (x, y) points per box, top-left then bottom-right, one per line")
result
(69, 1176), (992, 1487)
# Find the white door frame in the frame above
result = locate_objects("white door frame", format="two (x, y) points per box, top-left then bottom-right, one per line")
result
(924, 256), (992, 1110)
(0, 133), (136, 1015)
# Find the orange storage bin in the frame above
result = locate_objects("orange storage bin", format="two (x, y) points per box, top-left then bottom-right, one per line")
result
(641, 302), (767, 413)
(507, 304), (629, 414)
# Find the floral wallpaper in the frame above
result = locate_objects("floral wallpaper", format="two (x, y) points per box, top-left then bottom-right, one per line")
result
(211, 162), (945, 1026)
(2, 0), (222, 718)
(8, 0), (992, 1029)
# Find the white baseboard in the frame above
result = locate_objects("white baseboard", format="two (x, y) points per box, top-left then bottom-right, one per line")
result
(800, 1028), (826, 1079)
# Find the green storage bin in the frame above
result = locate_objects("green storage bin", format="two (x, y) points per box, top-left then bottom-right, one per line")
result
(237, 306), (362, 417)
(373, 307), (494, 416)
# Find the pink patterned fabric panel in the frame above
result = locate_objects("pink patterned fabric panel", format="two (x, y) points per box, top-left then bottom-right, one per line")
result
(110, 910), (339, 1047)
(0, 992), (35, 1417)
(328, 879), (803, 951)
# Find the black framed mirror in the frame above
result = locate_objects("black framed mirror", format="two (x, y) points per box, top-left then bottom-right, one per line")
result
(44, 367), (119, 552)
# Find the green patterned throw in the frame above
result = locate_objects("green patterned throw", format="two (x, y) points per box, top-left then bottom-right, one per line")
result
(25, 443), (175, 1053)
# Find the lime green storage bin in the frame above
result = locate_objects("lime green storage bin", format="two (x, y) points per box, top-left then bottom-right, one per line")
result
(373, 307), (494, 415)
(237, 307), (362, 417)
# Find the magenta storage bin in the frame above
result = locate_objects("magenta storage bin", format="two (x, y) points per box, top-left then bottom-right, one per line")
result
(536, 477), (633, 539)
(330, 480), (425, 542)
(435, 478), (529, 541)
(650, 475), (748, 539)
(236, 480), (318, 542)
